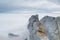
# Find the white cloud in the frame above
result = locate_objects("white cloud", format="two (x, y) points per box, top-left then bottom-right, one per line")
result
(27, 1), (60, 9)
(1, 0), (60, 8)
(0, 0), (60, 13)
(4, 0), (60, 9)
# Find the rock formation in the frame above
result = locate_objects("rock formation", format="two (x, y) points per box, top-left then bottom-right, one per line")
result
(28, 15), (39, 33)
(28, 15), (60, 40)
(40, 16), (59, 40)
(28, 15), (48, 40)
(8, 33), (19, 38)
(28, 15), (40, 40)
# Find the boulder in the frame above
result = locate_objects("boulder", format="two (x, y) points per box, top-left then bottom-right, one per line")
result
(8, 33), (19, 38)
(28, 15), (59, 40)
(40, 16), (59, 40)
(28, 15), (48, 40)
(28, 15), (39, 33)
(28, 15), (40, 40)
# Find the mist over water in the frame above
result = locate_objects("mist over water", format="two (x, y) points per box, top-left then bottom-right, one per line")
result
(0, 13), (60, 40)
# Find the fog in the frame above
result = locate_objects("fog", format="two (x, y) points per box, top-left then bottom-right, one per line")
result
(0, 13), (60, 40)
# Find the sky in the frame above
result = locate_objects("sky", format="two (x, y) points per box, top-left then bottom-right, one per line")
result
(0, 0), (60, 13)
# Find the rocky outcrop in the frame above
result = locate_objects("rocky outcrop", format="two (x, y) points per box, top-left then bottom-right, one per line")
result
(28, 15), (60, 40)
(28, 15), (48, 40)
(28, 15), (40, 40)
(40, 16), (59, 40)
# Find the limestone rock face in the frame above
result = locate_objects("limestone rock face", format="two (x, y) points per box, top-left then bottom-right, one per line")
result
(40, 16), (59, 40)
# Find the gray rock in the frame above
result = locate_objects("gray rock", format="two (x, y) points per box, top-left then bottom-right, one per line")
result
(8, 33), (19, 38)
(56, 17), (60, 40)
(28, 15), (59, 40)
(40, 16), (59, 40)
(28, 15), (39, 33)
(28, 15), (40, 40)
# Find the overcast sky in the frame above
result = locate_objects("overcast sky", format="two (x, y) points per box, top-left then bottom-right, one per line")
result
(0, 0), (60, 13)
